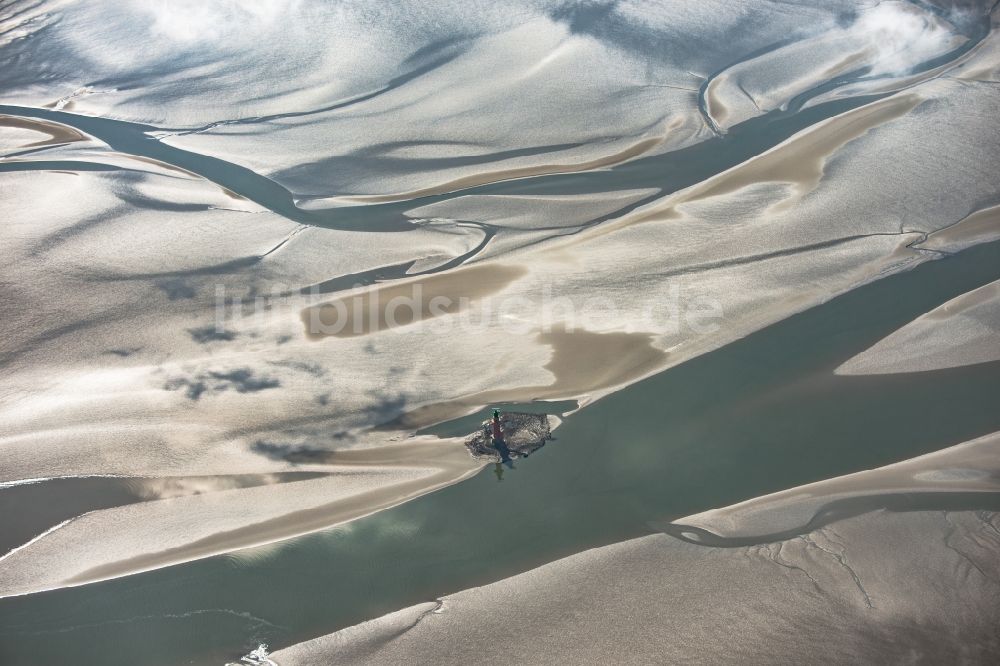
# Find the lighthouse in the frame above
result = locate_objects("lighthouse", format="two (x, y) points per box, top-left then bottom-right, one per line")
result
(490, 408), (504, 443)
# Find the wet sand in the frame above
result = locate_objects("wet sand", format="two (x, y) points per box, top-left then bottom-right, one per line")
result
(0, 115), (87, 148)
(673, 430), (1000, 541)
(837, 278), (1000, 374)
(0, 472), (329, 558)
(918, 203), (1000, 253)
(390, 326), (666, 429)
(299, 136), (665, 205)
(301, 264), (527, 338)
(640, 92), (923, 222)
(60, 464), (483, 591)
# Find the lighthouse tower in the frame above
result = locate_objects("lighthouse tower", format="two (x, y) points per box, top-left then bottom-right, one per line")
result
(490, 408), (504, 443)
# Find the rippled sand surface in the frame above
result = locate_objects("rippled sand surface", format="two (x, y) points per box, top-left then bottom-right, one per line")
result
(1, 1), (999, 664)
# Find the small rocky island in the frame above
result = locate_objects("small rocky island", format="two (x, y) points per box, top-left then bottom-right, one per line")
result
(464, 411), (554, 462)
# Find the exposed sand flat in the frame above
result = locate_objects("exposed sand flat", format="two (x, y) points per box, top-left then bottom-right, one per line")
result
(404, 189), (659, 231)
(554, 90), (925, 249)
(705, 48), (874, 131)
(0, 471), (327, 555)
(157, 15), (708, 200)
(393, 326), (666, 428)
(675, 430), (1000, 539)
(304, 136), (665, 206)
(703, 2), (963, 132)
(703, 72), (735, 129)
(672, 93), (922, 210)
(0, 114), (87, 147)
(0, 438), (481, 598)
(955, 44), (1000, 82)
(301, 264), (527, 338)
(303, 80), (992, 432)
(0, 0), (845, 199)
(272, 432), (1000, 665)
(917, 203), (1000, 254)
(835, 279), (1000, 375)
(537, 326), (667, 395)
(3, 149), (216, 182)
(801, 4), (1000, 110)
